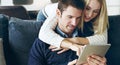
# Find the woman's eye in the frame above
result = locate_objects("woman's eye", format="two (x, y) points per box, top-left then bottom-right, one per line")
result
(93, 10), (99, 14)
(86, 7), (90, 10)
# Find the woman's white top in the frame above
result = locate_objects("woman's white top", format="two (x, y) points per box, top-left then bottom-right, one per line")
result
(42, 3), (58, 18)
(39, 3), (108, 48)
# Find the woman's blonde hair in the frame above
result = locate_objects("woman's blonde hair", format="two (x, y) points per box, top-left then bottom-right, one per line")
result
(94, 0), (108, 34)
(80, 0), (109, 34)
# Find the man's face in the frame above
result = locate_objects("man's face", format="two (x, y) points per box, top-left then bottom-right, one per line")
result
(57, 6), (82, 35)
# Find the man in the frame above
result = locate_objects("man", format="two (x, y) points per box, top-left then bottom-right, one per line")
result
(28, 0), (106, 65)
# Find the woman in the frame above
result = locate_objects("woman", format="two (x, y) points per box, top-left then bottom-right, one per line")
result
(37, 0), (108, 50)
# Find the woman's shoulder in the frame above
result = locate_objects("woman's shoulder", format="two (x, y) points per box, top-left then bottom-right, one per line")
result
(44, 3), (58, 17)
(45, 3), (58, 10)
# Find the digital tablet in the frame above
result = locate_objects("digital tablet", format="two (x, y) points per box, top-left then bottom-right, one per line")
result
(76, 44), (111, 65)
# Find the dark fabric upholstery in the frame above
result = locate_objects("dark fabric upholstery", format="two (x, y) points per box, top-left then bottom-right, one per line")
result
(1, 14), (120, 65)
(0, 14), (9, 39)
(0, 6), (30, 20)
(8, 17), (43, 65)
(106, 15), (120, 65)
(0, 14), (10, 65)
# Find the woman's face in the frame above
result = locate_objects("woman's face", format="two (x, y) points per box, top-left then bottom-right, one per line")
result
(84, 0), (101, 22)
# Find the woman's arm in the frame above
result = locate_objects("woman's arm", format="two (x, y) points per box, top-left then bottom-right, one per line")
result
(39, 17), (107, 48)
(64, 30), (107, 45)
(86, 30), (108, 45)
(39, 17), (64, 48)
(50, 30), (108, 54)
(60, 29), (108, 52)
(38, 3), (64, 48)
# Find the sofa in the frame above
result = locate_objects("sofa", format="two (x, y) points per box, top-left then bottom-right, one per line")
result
(0, 14), (120, 65)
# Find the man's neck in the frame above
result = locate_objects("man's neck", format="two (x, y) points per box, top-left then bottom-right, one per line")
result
(58, 23), (73, 37)
(55, 25), (78, 38)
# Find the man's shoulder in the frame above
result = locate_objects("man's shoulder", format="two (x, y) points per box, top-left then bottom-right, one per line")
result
(34, 38), (45, 43)
(33, 38), (50, 48)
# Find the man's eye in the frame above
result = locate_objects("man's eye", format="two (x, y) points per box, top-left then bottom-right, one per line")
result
(68, 16), (72, 18)
(77, 17), (81, 20)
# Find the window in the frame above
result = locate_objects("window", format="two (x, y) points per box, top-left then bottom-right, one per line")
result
(51, 0), (58, 3)
(13, 0), (33, 5)
(106, 0), (120, 15)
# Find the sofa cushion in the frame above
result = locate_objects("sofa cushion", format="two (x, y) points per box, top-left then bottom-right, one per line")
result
(0, 14), (9, 65)
(106, 15), (120, 65)
(0, 14), (9, 45)
(8, 17), (43, 65)
(0, 14), (9, 38)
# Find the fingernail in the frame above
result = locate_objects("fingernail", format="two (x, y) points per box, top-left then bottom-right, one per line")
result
(91, 55), (94, 57)
(87, 56), (90, 59)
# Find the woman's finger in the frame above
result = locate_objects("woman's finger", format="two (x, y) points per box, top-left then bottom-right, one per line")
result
(57, 49), (69, 54)
(49, 45), (57, 49)
(51, 47), (62, 51)
(91, 55), (106, 63)
(68, 59), (77, 65)
(87, 55), (106, 65)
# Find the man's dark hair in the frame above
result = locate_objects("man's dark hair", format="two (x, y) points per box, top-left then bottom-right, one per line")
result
(58, 0), (85, 13)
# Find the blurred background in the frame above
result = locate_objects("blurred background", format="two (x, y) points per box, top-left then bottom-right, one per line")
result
(0, 0), (120, 15)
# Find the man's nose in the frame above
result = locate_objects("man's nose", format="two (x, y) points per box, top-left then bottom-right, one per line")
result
(71, 19), (77, 26)
(87, 11), (93, 18)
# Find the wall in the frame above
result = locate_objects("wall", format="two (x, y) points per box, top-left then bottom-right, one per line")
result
(106, 0), (120, 15)
(0, 0), (51, 11)
(0, 0), (120, 15)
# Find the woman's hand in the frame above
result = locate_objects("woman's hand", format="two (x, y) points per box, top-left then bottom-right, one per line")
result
(49, 45), (69, 54)
(68, 59), (77, 65)
(67, 55), (107, 65)
(60, 38), (85, 56)
(49, 38), (85, 55)
(87, 54), (106, 65)
(49, 37), (88, 55)
(68, 59), (88, 65)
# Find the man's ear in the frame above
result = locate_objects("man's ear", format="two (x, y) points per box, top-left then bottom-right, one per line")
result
(56, 9), (61, 17)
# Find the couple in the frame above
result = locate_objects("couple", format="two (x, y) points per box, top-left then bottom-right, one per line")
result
(28, 0), (108, 65)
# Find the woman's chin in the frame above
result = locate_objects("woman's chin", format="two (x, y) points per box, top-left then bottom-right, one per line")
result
(84, 17), (91, 22)
(84, 20), (90, 22)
